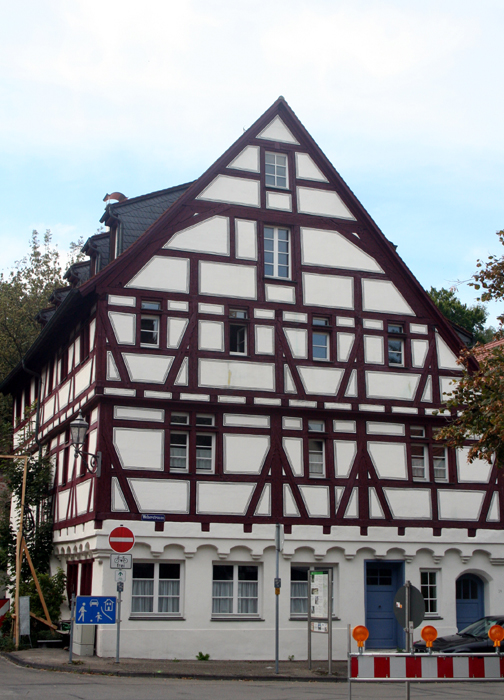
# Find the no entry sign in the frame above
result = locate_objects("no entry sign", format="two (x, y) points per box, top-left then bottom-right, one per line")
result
(109, 526), (135, 553)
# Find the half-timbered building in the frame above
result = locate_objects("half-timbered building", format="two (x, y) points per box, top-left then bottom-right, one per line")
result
(2, 98), (503, 659)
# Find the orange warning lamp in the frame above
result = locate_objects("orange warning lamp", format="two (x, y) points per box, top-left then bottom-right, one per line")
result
(488, 624), (504, 647)
(421, 625), (438, 648)
(353, 625), (370, 648)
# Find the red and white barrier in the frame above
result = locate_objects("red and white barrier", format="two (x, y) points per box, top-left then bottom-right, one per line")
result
(351, 653), (504, 680)
(0, 598), (9, 626)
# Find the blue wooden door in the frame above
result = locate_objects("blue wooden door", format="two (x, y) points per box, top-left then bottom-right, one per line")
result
(365, 562), (404, 649)
(456, 574), (484, 631)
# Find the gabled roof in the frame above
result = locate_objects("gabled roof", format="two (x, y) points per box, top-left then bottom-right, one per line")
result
(1, 97), (473, 393)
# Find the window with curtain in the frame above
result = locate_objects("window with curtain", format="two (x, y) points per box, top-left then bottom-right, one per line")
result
(132, 562), (181, 615)
(212, 564), (259, 616)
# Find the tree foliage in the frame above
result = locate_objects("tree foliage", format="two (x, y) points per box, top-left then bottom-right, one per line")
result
(437, 230), (504, 460)
(428, 287), (494, 345)
(0, 230), (76, 383)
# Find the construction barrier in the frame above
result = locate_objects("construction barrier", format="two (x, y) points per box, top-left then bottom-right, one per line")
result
(350, 652), (504, 680)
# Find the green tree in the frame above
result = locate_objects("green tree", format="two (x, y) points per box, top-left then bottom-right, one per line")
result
(428, 287), (494, 345)
(437, 230), (504, 460)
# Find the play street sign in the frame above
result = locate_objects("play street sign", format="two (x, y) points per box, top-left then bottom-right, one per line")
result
(110, 553), (132, 569)
(109, 526), (135, 553)
(76, 596), (116, 625)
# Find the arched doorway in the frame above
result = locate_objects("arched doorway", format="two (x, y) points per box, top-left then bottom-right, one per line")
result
(456, 573), (484, 631)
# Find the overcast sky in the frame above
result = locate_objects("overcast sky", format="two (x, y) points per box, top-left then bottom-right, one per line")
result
(1, 0), (503, 324)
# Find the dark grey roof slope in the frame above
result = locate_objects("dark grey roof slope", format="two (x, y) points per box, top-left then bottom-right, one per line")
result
(101, 182), (193, 256)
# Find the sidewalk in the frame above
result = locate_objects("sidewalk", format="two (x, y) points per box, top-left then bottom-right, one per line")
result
(3, 648), (347, 681)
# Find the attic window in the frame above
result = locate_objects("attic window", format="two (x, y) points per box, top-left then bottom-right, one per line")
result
(141, 300), (161, 311)
(265, 152), (288, 188)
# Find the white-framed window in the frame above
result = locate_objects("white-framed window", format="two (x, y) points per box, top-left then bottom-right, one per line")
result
(170, 433), (188, 471)
(313, 331), (329, 360)
(264, 226), (290, 279)
(229, 309), (248, 355)
(196, 434), (213, 471)
(171, 413), (189, 426)
(290, 565), (336, 617)
(265, 152), (288, 188)
(387, 323), (404, 366)
(141, 300), (161, 311)
(433, 445), (448, 481)
(411, 444), (426, 480)
(290, 566), (309, 615)
(308, 420), (325, 432)
(420, 570), (438, 614)
(131, 562), (181, 615)
(212, 564), (259, 616)
(308, 438), (325, 476)
(196, 414), (215, 426)
(140, 316), (159, 346)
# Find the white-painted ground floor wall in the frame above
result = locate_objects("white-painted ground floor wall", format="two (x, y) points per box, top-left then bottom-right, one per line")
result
(53, 521), (504, 660)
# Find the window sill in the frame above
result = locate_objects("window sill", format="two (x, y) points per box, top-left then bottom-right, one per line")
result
(424, 616), (443, 620)
(140, 344), (160, 349)
(290, 616), (341, 621)
(263, 276), (296, 284)
(211, 616), (263, 622)
(129, 615), (185, 621)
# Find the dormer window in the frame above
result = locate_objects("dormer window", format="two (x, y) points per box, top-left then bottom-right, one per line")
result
(265, 152), (288, 188)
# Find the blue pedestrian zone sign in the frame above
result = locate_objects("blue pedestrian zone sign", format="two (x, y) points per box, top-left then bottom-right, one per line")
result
(76, 596), (117, 624)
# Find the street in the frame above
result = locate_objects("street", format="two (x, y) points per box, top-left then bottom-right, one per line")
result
(1, 657), (504, 700)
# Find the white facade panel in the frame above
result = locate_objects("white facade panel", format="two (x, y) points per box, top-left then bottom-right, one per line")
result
(167, 318), (189, 348)
(164, 216), (230, 256)
(299, 486), (330, 517)
(411, 339), (429, 368)
(301, 228), (382, 272)
(128, 478), (189, 513)
(265, 284), (295, 304)
(435, 332), (460, 370)
(366, 371), (421, 401)
(196, 175), (260, 207)
(235, 220), (258, 260)
(297, 187), (355, 220)
(283, 437), (304, 476)
(438, 490), (485, 521)
(197, 482), (255, 514)
(198, 320), (225, 351)
(284, 328), (308, 359)
(298, 366), (344, 395)
(108, 311), (136, 345)
(113, 427), (164, 470)
(199, 358), (275, 391)
(255, 325), (275, 355)
(122, 353), (174, 384)
(334, 441), (357, 477)
(456, 447), (492, 483)
(199, 261), (257, 299)
(223, 434), (270, 474)
(257, 116), (299, 144)
(295, 152), (328, 181)
(266, 191), (292, 211)
(368, 442), (408, 479)
(126, 256), (189, 293)
(384, 488), (432, 519)
(303, 273), (354, 309)
(227, 145), (260, 172)
(364, 335), (384, 364)
(362, 279), (415, 315)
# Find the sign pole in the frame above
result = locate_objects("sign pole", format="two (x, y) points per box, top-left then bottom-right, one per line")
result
(307, 570), (312, 670)
(328, 568), (333, 676)
(115, 583), (123, 664)
(68, 593), (75, 664)
(274, 523), (280, 675)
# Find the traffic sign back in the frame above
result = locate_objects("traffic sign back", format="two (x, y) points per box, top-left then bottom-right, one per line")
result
(109, 526), (135, 553)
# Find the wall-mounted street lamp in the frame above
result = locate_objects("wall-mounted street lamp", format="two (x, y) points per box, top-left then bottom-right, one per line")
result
(69, 411), (102, 476)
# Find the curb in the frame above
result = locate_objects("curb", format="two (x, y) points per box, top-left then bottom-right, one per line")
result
(1, 653), (346, 682)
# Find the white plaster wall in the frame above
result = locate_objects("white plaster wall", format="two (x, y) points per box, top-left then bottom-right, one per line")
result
(126, 256), (189, 293)
(197, 175), (260, 207)
(199, 358), (275, 392)
(362, 279), (415, 315)
(297, 187), (355, 220)
(56, 520), (504, 661)
(164, 216), (229, 256)
(303, 273), (353, 309)
(235, 220), (257, 260)
(301, 228), (382, 272)
(199, 261), (257, 299)
(199, 320), (224, 351)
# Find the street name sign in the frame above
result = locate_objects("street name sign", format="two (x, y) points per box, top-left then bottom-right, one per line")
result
(76, 596), (117, 624)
